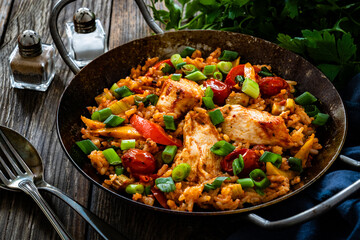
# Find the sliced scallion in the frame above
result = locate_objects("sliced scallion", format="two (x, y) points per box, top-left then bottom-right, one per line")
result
(76, 140), (99, 155)
(170, 54), (184, 67)
(295, 91), (317, 105)
(143, 94), (159, 106)
(210, 140), (235, 156)
(235, 75), (245, 84)
(162, 145), (178, 164)
(103, 148), (122, 165)
(110, 83), (120, 99)
(161, 63), (175, 74)
(172, 163), (191, 182)
(217, 61), (233, 74)
(163, 115), (176, 130)
(182, 64), (199, 75)
(203, 65), (216, 75)
(155, 177), (176, 193)
(125, 184), (144, 194)
(288, 157), (303, 173)
(204, 177), (230, 192)
(121, 139), (136, 150)
(242, 78), (260, 99)
(249, 169), (271, 189)
(304, 105), (320, 117)
(115, 166), (124, 175)
(103, 114), (125, 127)
(202, 97), (215, 109)
(180, 47), (196, 58)
(91, 108), (112, 122)
(213, 71), (223, 81)
(205, 86), (214, 98)
(259, 151), (282, 168)
(237, 178), (254, 188)
(312, 113), (329, 126)
(233, 155), (245, 176)
(144, 185), (151, 196)
(258, 67), (274, 77)
(208, 109), (224, 125)
(185, 71), (207, 81)
(114, 86), (134, 99)
(171, 73), (182, 81)
(219, 50), (239, 61)
(175, 62), (186, 70)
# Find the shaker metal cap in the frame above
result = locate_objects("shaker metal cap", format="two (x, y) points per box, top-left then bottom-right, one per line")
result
(18, 30), (42, 58)
(73, 8), (96, 33)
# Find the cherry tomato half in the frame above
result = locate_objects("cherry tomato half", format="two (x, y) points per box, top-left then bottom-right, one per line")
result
(221, 149), (261, 178)
(258, 77), (289, 97)
(203, 79), (231, 105)
(122, 149), (157, 175)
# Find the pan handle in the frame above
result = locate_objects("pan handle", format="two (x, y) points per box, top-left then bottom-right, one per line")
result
(135, 0), (164, 34)
(49, 0), (80, 75)
(339, 155), (360, 169)
(244, 178), (360, 229)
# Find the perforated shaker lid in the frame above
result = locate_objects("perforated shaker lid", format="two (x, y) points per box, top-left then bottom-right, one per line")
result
(73, 8), (96, 33)
(18, 30), (42, 58)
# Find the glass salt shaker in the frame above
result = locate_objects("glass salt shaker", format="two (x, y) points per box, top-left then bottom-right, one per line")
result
(66, 7), (107, 67)
(9, 30), (55, 91)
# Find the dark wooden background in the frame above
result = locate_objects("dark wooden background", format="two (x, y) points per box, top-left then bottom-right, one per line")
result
(0, 0), (242, 239)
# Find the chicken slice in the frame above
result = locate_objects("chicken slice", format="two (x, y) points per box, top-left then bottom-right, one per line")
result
(156, 79), (203, 119)
(172, 110), (222, 182)
(219, 105), (293, 148)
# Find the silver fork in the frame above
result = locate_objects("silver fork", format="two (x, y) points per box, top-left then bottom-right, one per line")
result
(0, 130), (73, 240)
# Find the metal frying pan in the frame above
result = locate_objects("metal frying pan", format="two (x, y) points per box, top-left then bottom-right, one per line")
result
(50, 0), (357, 228)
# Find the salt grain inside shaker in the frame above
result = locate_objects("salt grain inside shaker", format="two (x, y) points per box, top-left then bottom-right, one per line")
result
(66, 8), (107, 67)
(8, 30), (55, 91)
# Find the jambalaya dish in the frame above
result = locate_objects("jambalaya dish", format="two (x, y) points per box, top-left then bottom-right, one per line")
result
(76, 47), (329, 212)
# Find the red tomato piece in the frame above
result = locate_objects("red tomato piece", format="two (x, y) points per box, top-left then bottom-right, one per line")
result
(122, 149), (157, 175)
(224, 64), (245, 87)
(258, 77), (289, 97)
(145, 59), (173, 76)
(203, 79), (231, 105)
(151, 188), (169, 209)
(130, 115), (182, 147)
(221, 149), (261, 178)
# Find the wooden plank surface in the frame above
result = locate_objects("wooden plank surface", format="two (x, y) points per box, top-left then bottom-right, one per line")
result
(0, 0), (13, 45)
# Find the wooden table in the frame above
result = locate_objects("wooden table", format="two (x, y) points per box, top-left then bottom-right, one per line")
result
(0, 1), (249, 239)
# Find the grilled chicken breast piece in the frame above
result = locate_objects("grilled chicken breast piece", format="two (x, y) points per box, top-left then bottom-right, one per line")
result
(219, 105), (293, 148)
(173, 110), (222, 182)
(156, 79), (203, 119)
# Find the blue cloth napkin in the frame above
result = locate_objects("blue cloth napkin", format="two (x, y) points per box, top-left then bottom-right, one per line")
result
(228, 74), (360, 240)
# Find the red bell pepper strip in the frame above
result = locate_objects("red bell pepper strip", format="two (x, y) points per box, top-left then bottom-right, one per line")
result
(130, 114), (182, 147)
(151, 188), (169, 209)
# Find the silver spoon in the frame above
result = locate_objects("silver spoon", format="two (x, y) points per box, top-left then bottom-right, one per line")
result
(0, 125), (127, 240)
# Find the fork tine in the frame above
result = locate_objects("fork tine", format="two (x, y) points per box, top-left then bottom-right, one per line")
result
(0, 129), (32, 175)
(0, 169), (10, 184)
(0, 155), (16, 179)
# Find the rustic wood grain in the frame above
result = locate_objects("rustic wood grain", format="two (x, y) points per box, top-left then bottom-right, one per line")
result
(0, 0), (14, 45)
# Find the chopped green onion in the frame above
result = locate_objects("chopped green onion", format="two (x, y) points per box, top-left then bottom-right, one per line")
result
(213, 71), (223, 81)
(204, 177), (230, 192)
(288, 157), (303, 173)
(304, 105), (320, 117)
(134, 95), (144, 106)
(210, 140), (235, 156)
(208, 109), (224, 125)
(205, 86), (214, 98)
(312, 113), (329, 126)
(180, 47), (196, 58)
(259, 151), (282, 168)
(103, 115), (125, 127)
(115, 166), (124, 175)
(203, 65), (217, 75)
(155, 177), (176, 193)
(219, 50), (239, 61)
(249, 169), (271, 189)
(175, 62), (186, 70)
(258, 67), (274, 77)
(143, 94), (158, 106)
(172, 163), (191, 182)
(103, 148), (122, 165)
(170, 54), (184, 67)
(235, 75), (245, 84)
(255, 188), (265, 196)
(161, 63), (175, 73)
(121, 139), (136, 150)
(202, 97), (215, 109)
(163, 115), (176, 130)
(76, 140), (99, 155)
(171, 73), (182, 81)
(295, 91), (317, 105)
(182, 64), (199, 75)
(217, 61), (233, 74)
(237, 178), (254, 188)
(144, 185), (151, 196)
(125, 184), (144, 194)
(114, 86), (134, 99)
(91, 108), (112, 122)
(162, 145), (178, 164)
(242, 78), (260, 99)
(233, 155), (244, 176)
(110, 83), (120, 99)
(185, 71), (207, 81)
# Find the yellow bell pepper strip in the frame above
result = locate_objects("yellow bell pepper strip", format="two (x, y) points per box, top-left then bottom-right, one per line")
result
(266, 162), (298, 180)
(95, 91), (113, 105)
(81, 116), (106, 130)
(89, 126), (142, 139)
(244, 62), (256, 81)
(108, 95), (135, 114)
(294, 134), (315, 167)
(232, 57), (240, 68)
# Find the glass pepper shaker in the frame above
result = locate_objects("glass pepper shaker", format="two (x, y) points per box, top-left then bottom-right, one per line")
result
(66, 7), (107, 67)
(9, 30), (55, 91)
